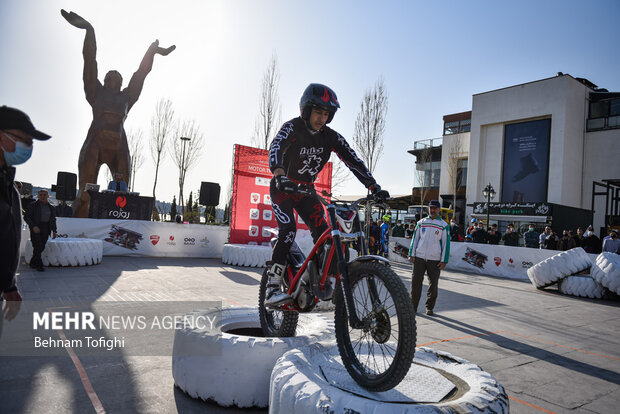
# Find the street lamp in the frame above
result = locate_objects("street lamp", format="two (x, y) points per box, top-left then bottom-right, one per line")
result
(179, 136), (191, 215)
(482, 183), (495, 229)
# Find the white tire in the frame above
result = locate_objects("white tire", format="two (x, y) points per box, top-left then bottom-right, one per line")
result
(591, 252), (620, 295)
(172, 306), (334, 408)
(222, 244), (271, 267)
(526, 248), (592, 288)
(558, 275), (605, 299)
(25, 238), (103, 267)
(269, 343), (508, 414)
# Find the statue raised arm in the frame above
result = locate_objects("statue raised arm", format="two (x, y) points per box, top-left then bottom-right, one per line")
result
(61, 9), (175, 218)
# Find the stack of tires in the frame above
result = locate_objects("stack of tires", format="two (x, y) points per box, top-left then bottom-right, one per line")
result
(526, 248), (620, 299)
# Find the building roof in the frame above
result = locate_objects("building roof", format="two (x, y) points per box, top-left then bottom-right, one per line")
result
(473, 73), (599, 97)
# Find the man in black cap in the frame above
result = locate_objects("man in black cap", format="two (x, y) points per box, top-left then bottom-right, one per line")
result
(24, 189), (57, 271)
(0, 106), (51, 320)
(408, 199), (450, 316)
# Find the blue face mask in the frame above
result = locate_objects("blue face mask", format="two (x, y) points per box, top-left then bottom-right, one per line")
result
(2, 133), (33, 166)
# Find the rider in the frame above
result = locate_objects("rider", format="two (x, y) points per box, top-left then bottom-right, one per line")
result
(380, 214), (391, 257)
(265, 83), (388, 307)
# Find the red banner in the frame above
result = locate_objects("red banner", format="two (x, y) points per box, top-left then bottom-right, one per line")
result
(230, 144), (332, 245)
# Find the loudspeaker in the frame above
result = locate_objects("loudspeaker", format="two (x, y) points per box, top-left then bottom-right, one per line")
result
(199, 182), (220, 206)
(52, 172), (77, 201)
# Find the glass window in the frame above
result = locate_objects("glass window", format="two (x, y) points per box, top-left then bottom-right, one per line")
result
(610, 98), (620, 117)
(459, 119), (471, 133)
(444, 121), (459, 135)
(457, 158), (468, 187)
(608, 115), (620, 128)
(587, 118), (605, 131)
(589, 101), (609, 118)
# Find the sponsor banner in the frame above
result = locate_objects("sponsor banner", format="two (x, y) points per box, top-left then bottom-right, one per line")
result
(230, 144), (332, 244)
(44, 218), (229, 258)
(472, 202), (551, 216)
(389, 237), (597, 280)
(88, 191), (154, 221)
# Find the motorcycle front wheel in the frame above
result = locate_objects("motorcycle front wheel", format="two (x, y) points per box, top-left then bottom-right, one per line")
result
(334, 260), (416, 392)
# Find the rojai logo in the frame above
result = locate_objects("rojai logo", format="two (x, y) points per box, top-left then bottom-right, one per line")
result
(116, 196), (127, 208)
(167, 235), (176, 246)
(109, 195), (130, 219)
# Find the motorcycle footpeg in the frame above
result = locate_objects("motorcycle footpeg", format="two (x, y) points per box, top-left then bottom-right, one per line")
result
(264, 297), (293, 309)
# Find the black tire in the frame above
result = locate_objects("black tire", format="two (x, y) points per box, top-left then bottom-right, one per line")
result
(334, 260), (416, 392)
(258, 267), (299, 337)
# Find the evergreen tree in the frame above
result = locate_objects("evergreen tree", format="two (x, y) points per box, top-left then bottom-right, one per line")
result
(170, 196), (178, 221)
(187, 192), (193, 213)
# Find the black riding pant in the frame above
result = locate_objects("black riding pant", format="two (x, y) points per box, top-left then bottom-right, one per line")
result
(270, 180), (328, 266)
(30, 222), (51, 268)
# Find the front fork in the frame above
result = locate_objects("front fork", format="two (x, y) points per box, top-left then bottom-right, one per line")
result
(327, 206), (382, 330)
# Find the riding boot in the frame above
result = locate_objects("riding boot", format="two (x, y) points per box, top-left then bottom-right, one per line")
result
(265, 263), (292, 307)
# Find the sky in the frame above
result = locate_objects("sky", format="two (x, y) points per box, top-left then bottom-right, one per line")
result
(1, 0), (619, 204)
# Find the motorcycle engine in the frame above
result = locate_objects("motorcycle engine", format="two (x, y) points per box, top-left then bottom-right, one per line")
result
(296, 284), (316, 312)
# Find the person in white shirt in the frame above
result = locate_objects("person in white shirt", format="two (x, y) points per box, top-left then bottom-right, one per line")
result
(408, 200), (450, 316)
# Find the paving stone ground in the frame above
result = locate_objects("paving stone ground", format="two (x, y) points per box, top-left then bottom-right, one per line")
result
(1, 256), (619, 413)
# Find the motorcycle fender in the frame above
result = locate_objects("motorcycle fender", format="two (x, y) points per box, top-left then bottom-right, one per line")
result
(350, 255), (391, 266)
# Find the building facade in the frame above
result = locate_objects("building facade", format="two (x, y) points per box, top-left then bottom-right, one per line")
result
(411, 73), (619, 239)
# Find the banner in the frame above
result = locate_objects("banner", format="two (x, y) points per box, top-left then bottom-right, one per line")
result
(230, 144), (332, 245)
(389, 238), (598, 280)
(501, 119), (551, 203)
(43, 218), (229, 258)
(472, 202), (551, 216)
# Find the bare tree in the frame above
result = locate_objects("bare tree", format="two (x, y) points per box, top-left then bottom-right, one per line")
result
(251, 54), (281, 149)
(171, 119), (205, 215)
(352, 77), (388, 175)
(127, 129), (145, 192)
(414, 142), (433, 205)
(329, 153), (352, 194)
(104, 164), (113, 185)
(150, 98), (175, 219)
(445, 136), (467, 221)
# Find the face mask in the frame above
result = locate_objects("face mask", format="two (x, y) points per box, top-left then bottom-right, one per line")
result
(2, 133), (33, 166)
(529, 227), (534, 231)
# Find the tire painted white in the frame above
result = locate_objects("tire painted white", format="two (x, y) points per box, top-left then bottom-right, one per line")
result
(25, 238), (103, 266)
(222, 242), (358, 268)
(222, 244), (271, 267)
(526, 248), (592, 288)
(172, 306), (334, 408)
(558, 274), (605, 299)
(591, 252), (620, 295)
(269, 343), (508, 414)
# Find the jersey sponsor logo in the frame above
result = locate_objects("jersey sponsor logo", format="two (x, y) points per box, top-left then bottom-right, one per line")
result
(299, 147), (324, 156)
(269, 121), (294, 169)
(298, 154), (323, 177)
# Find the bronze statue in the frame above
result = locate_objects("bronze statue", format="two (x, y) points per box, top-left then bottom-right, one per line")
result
(61, 9), (175, 218)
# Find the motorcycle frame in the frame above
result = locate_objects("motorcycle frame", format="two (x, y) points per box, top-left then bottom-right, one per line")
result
(281, 194), (385, 330)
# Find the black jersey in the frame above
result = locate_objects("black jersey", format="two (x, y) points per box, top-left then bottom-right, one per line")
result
(268, 117), (376, 188)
